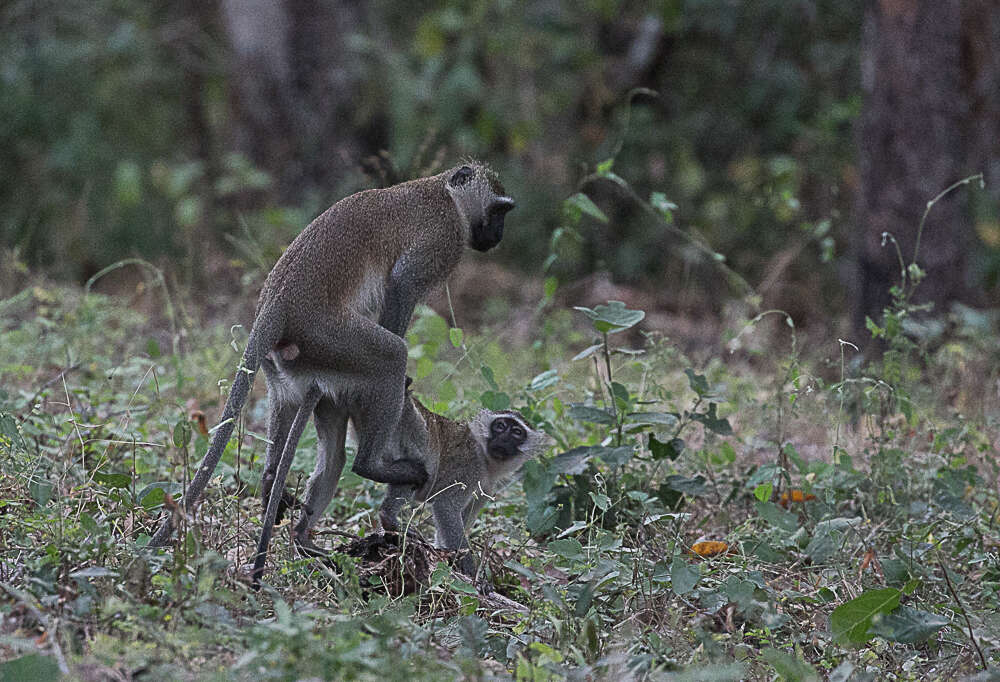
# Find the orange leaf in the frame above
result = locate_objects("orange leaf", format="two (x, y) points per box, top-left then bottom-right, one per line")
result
(779, 489), (816, 507)
(189, 410), (208, 437)
(690, 541), (729, 558)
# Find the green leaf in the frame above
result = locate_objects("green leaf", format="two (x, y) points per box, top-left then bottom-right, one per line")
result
(481, 365), (498, 390)
(650, 191), (677, 223)
(528, 369), (559, 391)
(572, 343), (603, 361)
(870, 606), (949, 644)
(649, 435), (684, 461)
(760, 647), (820, 681)
(684, 368), (710, 396)
(93, 471), (131, 489)
(830, 588), (902, 645)
(543, 276), (558, 299)
(29, 479), (53, 506)
(671, 556), (699, 595)
(588, 492), (611, 511)
(593, 446), (634, 468)
(754, 482), (773, 503)
(628, 412), (679, 429)
(575, 301), (645, 334)
(480, 391), (510, 411)
(172, 419), (191, 448)
(610, 381), (630, 403)
(449, 327), (463, 347)
(595, 158), (614, 175)
(548, 538), (585, 561)
(566, 192), (609, 223)
(693, 403), (732, 435)
(140, 487), (166, 510)
(663, 474), (708, 496)
(568, 404), (614, 425)
(754, 500), (800, 533)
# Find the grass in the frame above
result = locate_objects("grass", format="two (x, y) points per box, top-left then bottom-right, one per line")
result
(1, 272), (1000, 681)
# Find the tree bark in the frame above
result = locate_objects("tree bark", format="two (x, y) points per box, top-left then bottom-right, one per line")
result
(853, 0), (975, 341)
(219, 0), (364, 201)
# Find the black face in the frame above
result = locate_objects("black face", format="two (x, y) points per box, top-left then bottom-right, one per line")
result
(487, 416), (528, 459)
(469, 198), (515, 252)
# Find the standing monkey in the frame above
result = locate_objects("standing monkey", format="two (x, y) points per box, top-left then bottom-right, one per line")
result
(148, 161), (515, 549)
(380, 394), (553, 576)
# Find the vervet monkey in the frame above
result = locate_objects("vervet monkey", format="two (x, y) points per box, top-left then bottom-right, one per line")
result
(148, 161), (515, 550)
(380, 396), (553, 576)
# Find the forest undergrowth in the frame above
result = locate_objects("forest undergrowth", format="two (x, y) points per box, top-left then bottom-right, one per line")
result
(2, 177), (1000, 681)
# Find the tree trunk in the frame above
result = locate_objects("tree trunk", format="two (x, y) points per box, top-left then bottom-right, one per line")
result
(853, 0), (975, 341)
(219, 0), (364, 201)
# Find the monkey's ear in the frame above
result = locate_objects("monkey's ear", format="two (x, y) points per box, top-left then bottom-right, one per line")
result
(449, 166), (474, 187)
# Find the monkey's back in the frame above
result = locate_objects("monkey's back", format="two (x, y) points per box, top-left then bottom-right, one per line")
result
(255, 172), (464, 325)
(411, 400), (485, 502)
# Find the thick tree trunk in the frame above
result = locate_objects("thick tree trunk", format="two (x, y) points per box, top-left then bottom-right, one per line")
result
(853, 0), (973, 340)
(219, 0), (364, 201)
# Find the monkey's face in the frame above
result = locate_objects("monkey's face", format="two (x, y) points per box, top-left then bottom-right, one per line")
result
(447, 163), (515, 252)
(487, 416), (529, 460)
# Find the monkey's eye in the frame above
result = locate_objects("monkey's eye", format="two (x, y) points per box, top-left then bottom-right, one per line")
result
(512, 426), (525, 439)
(450, 166), (474, 186)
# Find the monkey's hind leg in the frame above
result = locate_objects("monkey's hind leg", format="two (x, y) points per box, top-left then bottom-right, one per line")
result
(252, 385), (321, 590)
(293, 397), (348, 556)
(297, 314), (428, 487)
(260, 395), (297, 524)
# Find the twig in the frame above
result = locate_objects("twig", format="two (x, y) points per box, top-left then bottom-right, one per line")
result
(938, 560), (987, 670)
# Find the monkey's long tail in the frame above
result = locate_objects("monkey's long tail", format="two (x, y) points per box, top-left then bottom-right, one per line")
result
(147, 319), (280, 547)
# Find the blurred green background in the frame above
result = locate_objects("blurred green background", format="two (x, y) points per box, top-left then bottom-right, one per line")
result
(2, 0), (997, 332)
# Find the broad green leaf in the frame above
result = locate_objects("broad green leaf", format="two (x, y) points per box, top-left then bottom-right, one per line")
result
(140, 487), (166, 510)
(572, 343), (603, 361)
(754, 500), (800, 533)
(172, 419), (191, 448)
(593, 446), (634, 468)
(684, 368), (710, 396)
(480, 365), (498, 390)
(627, 412), (678, 428)
(760, 647), (820, 682)
(663, 474), (709, 496)
(830, 588), (901, 645)
(528, 369), (559, 391)
(548, 538), (585, 561)
(578, 301), (645, 334)
(754, 482), (773, 503)
(870, 606), (949, 644)
(94, 471), (131, 489)
(568, 404), (614, 425)
(480, 390), (510, 411)
(649, 435), (684, 461)
(548, 447), (598, 475)
(449, 327), (463, 347)
(671, 556), (699, 595)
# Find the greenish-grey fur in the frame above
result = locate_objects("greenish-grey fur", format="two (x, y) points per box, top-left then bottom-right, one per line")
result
(379, 397), (552, 576)
(148, 161), (515, 555)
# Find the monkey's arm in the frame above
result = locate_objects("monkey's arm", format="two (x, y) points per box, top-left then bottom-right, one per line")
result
(379, 256), (436, 337)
